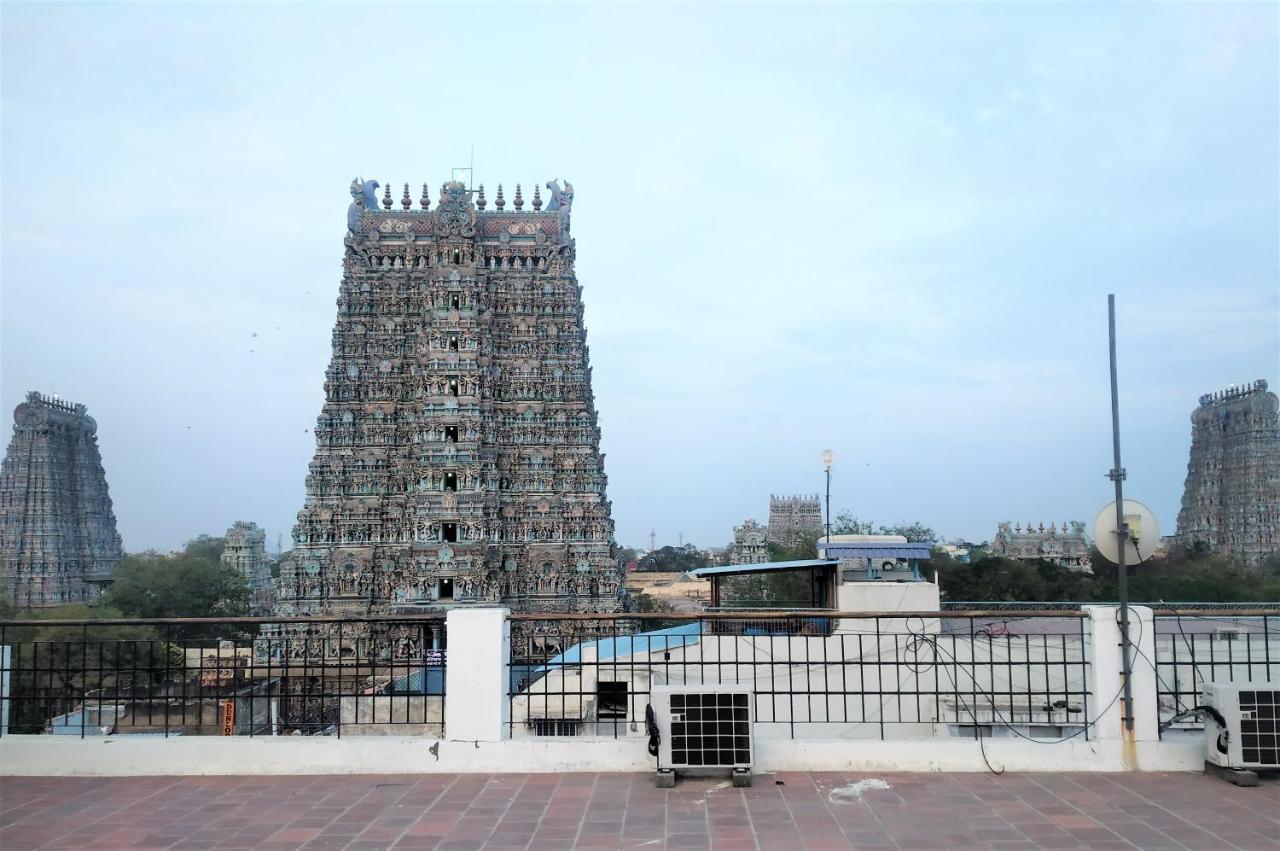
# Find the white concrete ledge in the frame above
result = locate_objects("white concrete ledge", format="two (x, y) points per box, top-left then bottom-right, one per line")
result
(0, 734), (1204, 777)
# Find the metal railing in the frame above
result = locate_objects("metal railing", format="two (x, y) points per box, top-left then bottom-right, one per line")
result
(0, 615), (446, 738)
(1150, 608), (1278, 735)
(506, 611), (1091, 742)
(944, 601), (1280, 612)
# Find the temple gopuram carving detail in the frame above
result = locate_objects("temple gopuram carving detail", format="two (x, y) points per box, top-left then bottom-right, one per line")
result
(0, 392), (123, 607)
(1175, 380), (1279, 567)
(990, 521), (1092, 572)
(767, 494), (823, 543)
(274, 176), (619, 629)
(730, 519), (769, 564)
(222, 521), (275, 613)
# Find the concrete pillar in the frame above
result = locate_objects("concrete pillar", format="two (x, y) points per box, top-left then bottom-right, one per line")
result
(1085, 605), (1158, 745)
(444, 607), (509, 742)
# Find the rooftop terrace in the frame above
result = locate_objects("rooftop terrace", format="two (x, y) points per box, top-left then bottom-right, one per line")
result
(1, 770), (1276, 850)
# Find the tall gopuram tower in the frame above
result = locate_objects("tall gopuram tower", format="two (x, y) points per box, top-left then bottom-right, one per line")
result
(276, 177), (618, 626)
(0, 392), (123, 607)
(1175, 379), (1279, 567)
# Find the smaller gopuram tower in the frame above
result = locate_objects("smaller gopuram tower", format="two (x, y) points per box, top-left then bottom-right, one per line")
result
(0, 392), (124, 607)
(222, 521), (274, 613)
(1175, 379), (1279, 567)
(767, 494), (823, 543)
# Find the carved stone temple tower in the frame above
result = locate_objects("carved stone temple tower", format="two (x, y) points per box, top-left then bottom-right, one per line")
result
(767, 494), (823, 543)
(222, 521), (274, 613)
(0, 392), (123, 607)
(1175, 379), (1279, 567)
(275, 177), (618, 622)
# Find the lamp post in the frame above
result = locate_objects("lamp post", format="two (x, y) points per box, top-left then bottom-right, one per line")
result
(820, 450), (835, 546)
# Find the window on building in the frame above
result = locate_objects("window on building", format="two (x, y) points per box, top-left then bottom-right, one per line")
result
(448, 378), (459, 397)
(448, 335), (459, 351)
(442, 523), (458, 543)
(452, 249), (461, 264)
(443, 472), (457, 492)
(531, 720), (580, 737)
(449, 293), (461, 309)
(597, 682), (628, 720)
(437, 577), (453, 600)
(444, 426), (458, 443)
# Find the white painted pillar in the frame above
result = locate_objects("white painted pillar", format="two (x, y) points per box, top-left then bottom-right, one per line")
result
(1085, 604), (1158, 745)
(444, 608), (510, 742)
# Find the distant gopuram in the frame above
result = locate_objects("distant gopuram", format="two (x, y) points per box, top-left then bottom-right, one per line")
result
(0, 392), (123, 607)
(275, 177), (618, 624)
(222, 521), (274, 613)
(767, 494), (823, 543)
(1175, 379), (1279, 567)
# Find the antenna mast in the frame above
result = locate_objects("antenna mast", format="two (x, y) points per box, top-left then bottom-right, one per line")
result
(1107, 294), (1135, 735)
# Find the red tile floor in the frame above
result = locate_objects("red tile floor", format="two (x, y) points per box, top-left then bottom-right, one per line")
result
(1, 771), (1277, 850)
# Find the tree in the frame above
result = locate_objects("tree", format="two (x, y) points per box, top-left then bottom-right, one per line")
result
(104, 553), (250, 619)
(767, 531), (819, 562)
(636, 546), (708, 573)
(183, 534), (226, 562)
(830, 512), (936, 542)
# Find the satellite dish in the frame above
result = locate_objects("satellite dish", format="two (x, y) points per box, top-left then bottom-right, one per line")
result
(1092, 499), (1160, 565)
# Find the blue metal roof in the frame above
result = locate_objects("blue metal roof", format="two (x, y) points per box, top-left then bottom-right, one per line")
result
(689, 559), (838, 578)
(542, 622), (702, 668)
(820, 542), (934, 560)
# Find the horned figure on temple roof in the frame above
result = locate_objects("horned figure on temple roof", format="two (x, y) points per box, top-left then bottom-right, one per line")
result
(347, 177), (381, 233)
(545, 179), (574, 245)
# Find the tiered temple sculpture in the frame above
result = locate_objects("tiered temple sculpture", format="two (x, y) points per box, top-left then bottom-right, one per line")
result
(1175, 379), (1279, 567)
(275, 177), (619, 631)
(730, 519), (770, 564)
(222, 521), (274, 613)
(767, 494), (823, 543)
(990, 521), (1092, 572)
(0, 392), (123, 607)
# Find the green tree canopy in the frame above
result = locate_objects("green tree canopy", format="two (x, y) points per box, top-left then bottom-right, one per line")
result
(636, 546), (708, 573)
(182, 534), (226, 562)
(830, 513), (936, 542)
(104, 552), (250, 619)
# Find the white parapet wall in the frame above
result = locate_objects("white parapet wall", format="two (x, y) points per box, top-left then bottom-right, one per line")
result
(0, 731), (1203, 776)
(0, 605), (1211, 776)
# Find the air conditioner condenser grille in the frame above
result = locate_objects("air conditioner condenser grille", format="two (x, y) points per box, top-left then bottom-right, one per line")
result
(670, 691), (751, 767)
(1239, 690), (1279, 768)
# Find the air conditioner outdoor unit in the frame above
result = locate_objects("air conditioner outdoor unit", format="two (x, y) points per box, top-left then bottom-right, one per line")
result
(1202, 682), (1278, 780)
(648, 685), (753, 787)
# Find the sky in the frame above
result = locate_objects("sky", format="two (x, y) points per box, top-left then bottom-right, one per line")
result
(1, 2), (1277, 554)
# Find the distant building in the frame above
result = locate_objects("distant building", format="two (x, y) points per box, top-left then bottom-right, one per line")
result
(730, 519), (769, 564)
(1175, 379), (1279, 567)
(221, 521), (274, 613)
(767, 494), (823, 543)
(990, 522), (1091, 572)
(0, 392), (123, 607)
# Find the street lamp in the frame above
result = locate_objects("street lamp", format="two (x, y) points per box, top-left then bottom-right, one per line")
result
(820, 449), (835, 546)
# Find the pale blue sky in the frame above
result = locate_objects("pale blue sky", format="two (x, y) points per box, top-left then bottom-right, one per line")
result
(2, 2), (1276, 553)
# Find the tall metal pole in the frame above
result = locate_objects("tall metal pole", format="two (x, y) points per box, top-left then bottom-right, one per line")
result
(1107, 294), (1135, 734)
(825, 467), (831, 545)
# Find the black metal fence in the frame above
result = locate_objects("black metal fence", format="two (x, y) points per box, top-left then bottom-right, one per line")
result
(507, 611), (1091, 742)
(0, 615), (446, 738)
(1151, 609), (1278, 735)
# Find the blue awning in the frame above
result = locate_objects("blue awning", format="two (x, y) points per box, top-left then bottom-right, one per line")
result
(689, 559), (838, 578)
(541, 622), (702, 669)
(820, 542), (934, 560)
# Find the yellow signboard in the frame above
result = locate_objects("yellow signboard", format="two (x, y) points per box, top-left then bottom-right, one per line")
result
(221, 700), (236, 736)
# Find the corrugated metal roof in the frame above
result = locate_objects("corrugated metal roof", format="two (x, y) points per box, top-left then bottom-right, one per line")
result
(689, 559), (838, 578)
(542, 622), (702, 668)
(820, 542), (934, 559)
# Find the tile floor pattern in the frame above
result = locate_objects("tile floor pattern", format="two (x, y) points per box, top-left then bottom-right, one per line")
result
(0, 772), (1277, 850)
